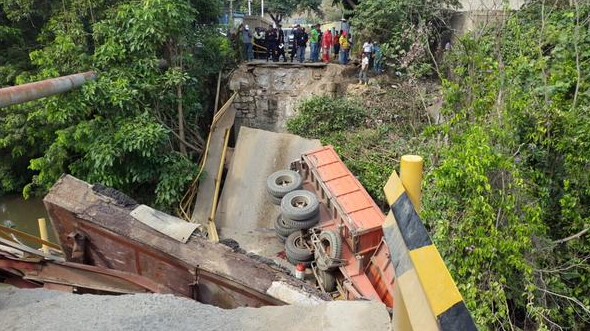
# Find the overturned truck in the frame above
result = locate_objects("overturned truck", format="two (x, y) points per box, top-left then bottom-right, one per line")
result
(267, 146), (395, 307)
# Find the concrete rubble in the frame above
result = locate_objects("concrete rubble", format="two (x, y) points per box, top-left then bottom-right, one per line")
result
(0, 287), (391, 331)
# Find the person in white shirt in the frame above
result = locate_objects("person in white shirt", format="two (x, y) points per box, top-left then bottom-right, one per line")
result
(362, 40), (373, 69)
(363, 41), (373, 54)
(359, 53), (369, 85)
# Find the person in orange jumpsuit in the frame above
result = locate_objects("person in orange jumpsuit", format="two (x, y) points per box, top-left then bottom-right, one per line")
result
(322, 29), (333, 63)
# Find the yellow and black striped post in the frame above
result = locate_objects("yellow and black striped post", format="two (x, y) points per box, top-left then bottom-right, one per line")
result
(383, 167), (476, 331)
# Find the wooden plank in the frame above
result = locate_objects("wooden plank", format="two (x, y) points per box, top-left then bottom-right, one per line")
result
(0, 237), (64, 262)
(0, 224), (62, 250)
(0, 244), (25, 258)
(130, 205), (199, 243)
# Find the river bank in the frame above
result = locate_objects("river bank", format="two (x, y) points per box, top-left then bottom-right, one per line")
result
(0, 195), (56, 245)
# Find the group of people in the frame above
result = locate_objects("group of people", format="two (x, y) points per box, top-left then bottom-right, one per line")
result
(239, 22), (384, 84)
(240, 23), (356, 65)
(291, 24), (353, 64)
(241, 24), (288, 62)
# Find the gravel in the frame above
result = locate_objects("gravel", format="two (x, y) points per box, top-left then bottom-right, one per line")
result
(0, 287), (391, 331)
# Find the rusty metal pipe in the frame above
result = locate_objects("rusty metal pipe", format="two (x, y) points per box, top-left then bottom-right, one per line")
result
(0, 71), (97, 108)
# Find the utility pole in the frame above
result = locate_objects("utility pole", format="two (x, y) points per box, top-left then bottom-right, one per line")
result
(229, 0), (233, 29)
(248, 0), (252, 15)
(261, 0), (264, 17)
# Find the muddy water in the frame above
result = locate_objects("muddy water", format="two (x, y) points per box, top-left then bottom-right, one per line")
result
(0, 194), (58, 245)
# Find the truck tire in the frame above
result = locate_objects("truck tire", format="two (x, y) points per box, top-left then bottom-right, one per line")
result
(285, 232), (313, 262)
(280, 190), (319, 221)
(282, 212), (320, 230)
(266, 170), (303, 198)
(317, 270), (336, 292)
(316, 230), (343, 271)
(276, 232), (287, 243)
(274, 215), (297, 237)
(269, 194), (282, 205)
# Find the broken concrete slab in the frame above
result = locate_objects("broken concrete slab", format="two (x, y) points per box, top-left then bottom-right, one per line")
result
(0, 287), (391, 331)
(43, 175), (326, 308)
(191, 95), (237, 228)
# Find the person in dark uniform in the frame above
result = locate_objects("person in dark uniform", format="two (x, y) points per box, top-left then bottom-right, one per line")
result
(277, 43), (287, 62)
(266, 24), (278, 62)
(297, 27), (309, 63)
(290, 24), (301, 62)
(278, 25), (285, 47)
(253, 27), (265, 59)
(276, 24), (287, 62)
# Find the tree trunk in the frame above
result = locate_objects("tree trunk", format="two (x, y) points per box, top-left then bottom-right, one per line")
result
(177, 46), (187, 156)
(269, 13), (282, 26)
(177, 83), (187, 156)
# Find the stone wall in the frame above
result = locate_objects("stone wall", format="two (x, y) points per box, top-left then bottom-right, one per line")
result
(229, 63), (344, 134)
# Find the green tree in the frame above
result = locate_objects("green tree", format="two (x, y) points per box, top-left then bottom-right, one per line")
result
(348, 0), (458, 75)
(288, 2), (590, 329)
(1, 0), (231, 213)
(262, 0), (322, 25)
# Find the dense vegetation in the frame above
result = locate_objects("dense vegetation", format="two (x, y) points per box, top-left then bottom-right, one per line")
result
(288, 86), (432, 207)
(0, 0), (233, 211)
(349, 0), (458, 74)
(289, 1), (589, 329)
(432, 3), (590, 329)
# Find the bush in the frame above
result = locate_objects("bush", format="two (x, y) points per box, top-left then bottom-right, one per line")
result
(287, 96), (367, 138)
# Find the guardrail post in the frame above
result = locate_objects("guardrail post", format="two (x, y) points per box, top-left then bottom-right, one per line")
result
(38, 218), (50, 254)
(400, 155), (423, 214)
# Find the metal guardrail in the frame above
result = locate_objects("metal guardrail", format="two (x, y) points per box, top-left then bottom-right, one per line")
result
(383, 169), (477, 331)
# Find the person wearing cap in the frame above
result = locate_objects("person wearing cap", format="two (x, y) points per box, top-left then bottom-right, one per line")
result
(242, 25), (254, 62)
(266, 24), (278, 62)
